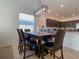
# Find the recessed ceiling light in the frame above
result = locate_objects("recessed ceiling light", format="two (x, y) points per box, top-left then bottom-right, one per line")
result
(62, 16), (64, 19)
(60, 4), (64, 7)
(56, 14), (59, 16)
(72, 14), (75, 16)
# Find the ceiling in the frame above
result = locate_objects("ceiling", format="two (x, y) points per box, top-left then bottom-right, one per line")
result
(8, 0), (79, 20)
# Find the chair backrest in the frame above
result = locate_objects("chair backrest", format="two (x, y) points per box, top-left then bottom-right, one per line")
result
(20, 29), (26, 40)
(19, 29), (35, 42)
(24, 29), (30, 32)
(17, 29), (22, 41)
(17, 29), (26, 42)
(54, 29), (66, 48)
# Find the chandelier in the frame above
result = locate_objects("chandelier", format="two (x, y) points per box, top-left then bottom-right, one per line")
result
(34, 0), (49, 16)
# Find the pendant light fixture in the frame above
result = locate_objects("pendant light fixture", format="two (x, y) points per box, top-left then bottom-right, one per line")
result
(34, 0), (49, 16)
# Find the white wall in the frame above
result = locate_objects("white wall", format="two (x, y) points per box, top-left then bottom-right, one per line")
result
(76, 23), (79, 29)
(0, 0), (33, 46)
(63, 32), (79, 51)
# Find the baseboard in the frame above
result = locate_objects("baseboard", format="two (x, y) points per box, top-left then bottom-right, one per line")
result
(64, 46), (79, 53)
(0, 42), (18, 47)
(0, 43), (12, 47)
(63, 44), (79, 52)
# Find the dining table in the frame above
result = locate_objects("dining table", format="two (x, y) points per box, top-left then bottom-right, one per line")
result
(24, 31), (56, 59)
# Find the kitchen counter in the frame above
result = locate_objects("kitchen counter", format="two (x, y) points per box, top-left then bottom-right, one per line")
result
(63, 32), (79, 51)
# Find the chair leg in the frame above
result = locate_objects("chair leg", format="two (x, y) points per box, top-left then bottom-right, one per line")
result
(23, 51), (25, 59)
(50, 50), (52, 56)
(41, 56), (44, 59)
(35, 49), (38, 56)
(23, 44), (26, 59)
(61, 48), (64, 59)
(41, 46), (44, 59)
(19, 44), (23, 55)
(53, 51), (55, 59)
(19, 45), (22, 55)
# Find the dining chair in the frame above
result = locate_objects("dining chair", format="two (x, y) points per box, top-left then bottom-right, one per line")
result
(17, 29), (38, 59)
(42, 29), (66, 59)
(17, 29), (24, 55)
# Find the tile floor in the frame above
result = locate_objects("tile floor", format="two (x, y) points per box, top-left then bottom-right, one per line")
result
(0, 45), (79, 59)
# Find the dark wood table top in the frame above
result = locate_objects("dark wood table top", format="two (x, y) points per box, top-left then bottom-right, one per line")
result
(25, 31), (56, 37)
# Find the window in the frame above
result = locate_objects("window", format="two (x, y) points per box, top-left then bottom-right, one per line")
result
(19, 13), (35, 32)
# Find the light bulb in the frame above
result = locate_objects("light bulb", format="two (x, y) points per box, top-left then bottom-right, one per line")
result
(40, 9), (43, 12)
(42, 8), (45, 11)
(60, 4), (64, 7)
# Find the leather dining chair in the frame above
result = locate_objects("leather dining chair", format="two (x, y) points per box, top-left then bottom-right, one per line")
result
(17, 29), (24, 55)
(17, 29), (38, 59)
(42, 29), (66, 59)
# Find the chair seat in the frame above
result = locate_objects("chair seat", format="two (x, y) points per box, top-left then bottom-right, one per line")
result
(43, 42), (54, 48)
(26, 40), (38, 50)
